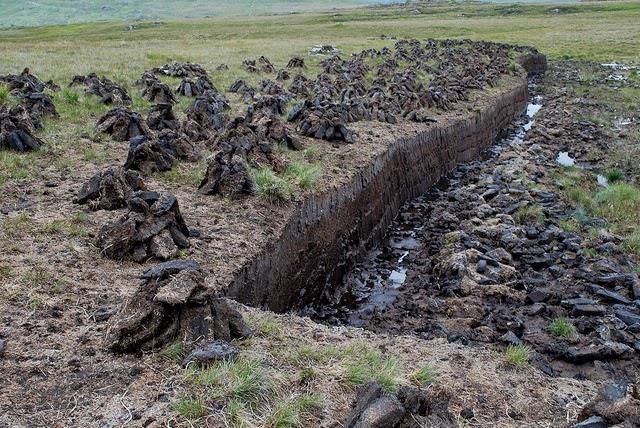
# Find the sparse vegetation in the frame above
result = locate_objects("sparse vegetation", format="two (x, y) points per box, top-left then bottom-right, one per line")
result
(505, 344), (531, 368)
(266, 393), (323, 428)
(162, 341), (187, 362)
(0, 84), (9, 102)
(412, 364), (436, 386)
(549, 318), (577, 337)
(285, 161), (322, 190)
(514, 204), (545, 224)
(605, 168), (623, 183)
(173, 396), (208, 420)
(251, 167), (293, 203)
(343, 344), (399, 392)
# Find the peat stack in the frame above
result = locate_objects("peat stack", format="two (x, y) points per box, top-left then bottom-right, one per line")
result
(20, 92), (58, 118)
(295, 103), (355, 143)
(124, 130), (199, 175)
(0, 105), (44, 152)
(176, 75), (214, 97)
(141, 80), (177, 104)
(182, 89), (230, 138)
(70, 73), (131, 105)
(199, 151), (254, 198)
(286, 56), (305, 69)
(106, 260), (252, 353)
(74, 166), (147, 211)
(98, 194), (191, 262)
(0, 68), (58, 95)
(275, 69), (290, 81)
(147, 103), (180, 131)
(153, 62), (208, 78)
(96, 107), (153, 141)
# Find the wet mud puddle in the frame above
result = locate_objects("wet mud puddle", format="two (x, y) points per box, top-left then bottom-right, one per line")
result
(306, 94), (544, 327)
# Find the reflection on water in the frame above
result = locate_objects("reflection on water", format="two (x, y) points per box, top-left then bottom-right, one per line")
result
(556, 151), (575, 167)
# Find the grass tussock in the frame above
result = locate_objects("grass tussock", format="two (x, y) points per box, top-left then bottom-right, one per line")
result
(411, 365), (436, 386)
(514, 204), (545, 225)
(285, 161), (322, 190)
(251, 168), (293, 204)
(173, 396), (208, 420)
(548, 318), (577, 337)
(265, 393), (324, 428)
(505, 344), (531, 368)
(343, 344), (399, 393)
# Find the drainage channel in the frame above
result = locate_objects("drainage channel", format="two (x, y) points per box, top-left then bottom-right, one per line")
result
(303, 87), (544, 327)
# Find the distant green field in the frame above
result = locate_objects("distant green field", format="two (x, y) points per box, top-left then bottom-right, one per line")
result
(0, 0), (391, 28)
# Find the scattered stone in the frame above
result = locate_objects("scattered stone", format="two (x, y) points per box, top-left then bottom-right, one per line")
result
(579, 382), (640, 425)
(140, 259), (199, 280)
(97, 194), (191, 262)
(561, 342), (633, 363)
(570, 416), (606, 428)
(75, 166), (147, 210)
(96, 107), (153, 141)
(181, 340), (240, 367)
(0, 338), (5, 357)
(345, 383), (405, 428)
(614, 309), (640, 327)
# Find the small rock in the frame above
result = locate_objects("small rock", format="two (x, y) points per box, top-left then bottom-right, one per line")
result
(590, 285), (631, 304)
(140, 259), (201, 280)
(460, 408), (475, 420)
(614, 309), (640, 327)
(499, 331), (522, 345)
(476, 259), (487, 273)
(527, 288), (551, 303)
(570, 415), (606, 428)
(0, 338), (6, 357)
(181, 340), (240, 367)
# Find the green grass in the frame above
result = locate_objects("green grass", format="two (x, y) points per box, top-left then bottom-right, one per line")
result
(1, 212), (31, 239)
(548, 318), (577, 337)
(21, 266), (50, 287)
(162, 341), (187, 362)
(514, 204), (545, 225)
(411, 365), (436, 386)
(194, 357), (275, 408)
(173, 396), (208, 420)
(251, 167), (293, 204)
(0, 0), (382, 28)
(605, 168), (624, 183)
(266, 393), (323, 428)
(285, 161), (322, 190)
(343, 344), (399, 393)
(0, 84), (9, 102)
(505, 344), (531, 368)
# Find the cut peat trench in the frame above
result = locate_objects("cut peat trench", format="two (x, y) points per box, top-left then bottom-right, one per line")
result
(307, 87), (544, 327)
(226, 58), (544, 313)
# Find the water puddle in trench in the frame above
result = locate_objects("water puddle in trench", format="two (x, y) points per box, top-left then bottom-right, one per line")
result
(305, 95), (544, 327)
